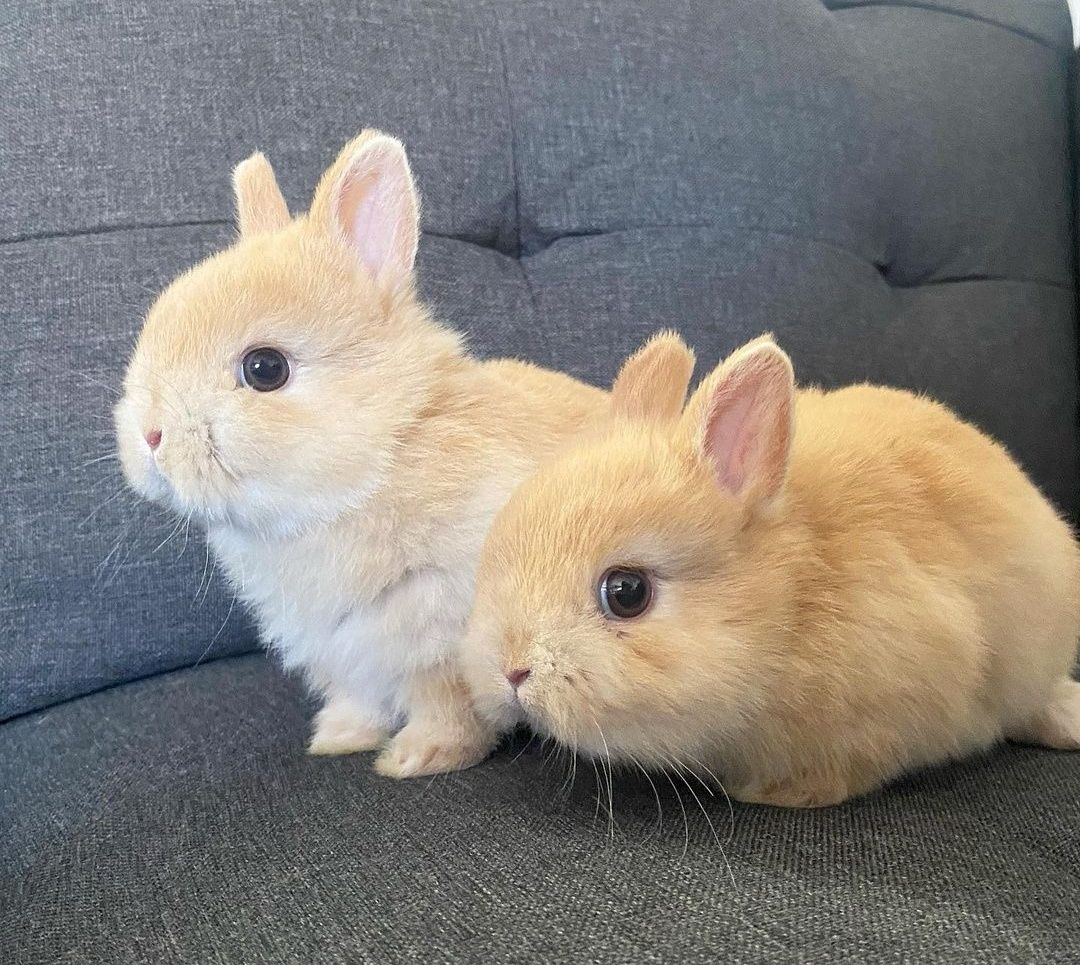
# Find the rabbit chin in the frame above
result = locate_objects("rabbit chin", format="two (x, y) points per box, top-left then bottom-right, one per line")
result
(208, 477), (381, 538)
(494, 678), (617, 762)
(502, 673), (735, 771)
(159, 471), (377, 538)
(465, 652), (635, 760)
(516, 695), (633, 765)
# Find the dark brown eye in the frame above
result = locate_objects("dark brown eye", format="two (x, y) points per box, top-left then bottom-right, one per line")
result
(598, 568), (653, 620)
(241, 347), (290, 392)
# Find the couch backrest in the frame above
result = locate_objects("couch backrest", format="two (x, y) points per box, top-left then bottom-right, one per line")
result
(2, 0), (1076, 721)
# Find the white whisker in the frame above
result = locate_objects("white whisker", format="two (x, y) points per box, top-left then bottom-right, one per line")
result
(94, 519), (133, 585)
(673, 760), (737, 890)
(180, 514), (192, 557)
(630, 755), (663, 840)
(509, 730), (538, 766)
(591, 716), (616, 841)
(590, 757), (603, 824)
(152, 514), (186, 555)
(195, 586), (237, 667)
(558, 737), (579, 799)
(77, 485), (129, 529)
(195, 538), (214, 605)
(686, 752), (736, 845)
(75, 452), (119, 471)
(661, 768), (690, 861)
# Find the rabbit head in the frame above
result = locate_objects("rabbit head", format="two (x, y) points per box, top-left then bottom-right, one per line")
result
(462, 334), (800, 769)
(116, 131), (457, 535)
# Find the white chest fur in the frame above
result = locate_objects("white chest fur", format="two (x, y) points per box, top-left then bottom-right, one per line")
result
(208, 521), (477, 727)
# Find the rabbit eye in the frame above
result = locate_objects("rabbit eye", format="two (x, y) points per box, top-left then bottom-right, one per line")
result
(598, 568), (653, 620)
(241, 347), (290, 392)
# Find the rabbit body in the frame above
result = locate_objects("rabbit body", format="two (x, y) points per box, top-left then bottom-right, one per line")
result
(116, 133), (603, 776)
(463, 334), (1080, 805)
(727, 381), (1080, 804)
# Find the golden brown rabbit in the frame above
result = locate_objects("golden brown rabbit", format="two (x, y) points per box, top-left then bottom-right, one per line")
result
(462, 333), (1080, 806)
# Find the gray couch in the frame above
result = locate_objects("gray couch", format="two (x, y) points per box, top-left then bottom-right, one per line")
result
(3, 1), (1078, 962)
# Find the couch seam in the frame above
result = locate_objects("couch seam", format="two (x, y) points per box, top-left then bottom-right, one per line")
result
(884, 273), (1074, 292)
(2, 217), (1071, 293)
(825, 0), (1068, 51)
(487, 4), (523, 260)
(1069, 52), (1080, 450)
(0, 217), (233, 247)
(0, 222), (529, 252)
(0, 649), (263, 728)
(487, 3), (538, 313)
(521, 221), (1076, 293)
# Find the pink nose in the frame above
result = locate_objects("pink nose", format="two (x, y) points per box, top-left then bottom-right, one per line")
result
(506, 668), (531, 690)
(145, 428), (162, 450)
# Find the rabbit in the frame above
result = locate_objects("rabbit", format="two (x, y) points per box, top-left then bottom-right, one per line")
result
(114, 131), (606, 777)
(461, 332), (1080, 807)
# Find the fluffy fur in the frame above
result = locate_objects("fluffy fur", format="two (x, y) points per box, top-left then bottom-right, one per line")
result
(115, 131), (605, 777)
(462, 333), (1080, 806)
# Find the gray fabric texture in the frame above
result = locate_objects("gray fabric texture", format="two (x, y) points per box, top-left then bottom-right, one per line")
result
(3, 654), (1078, 965)
(1, 1), (1078, 959)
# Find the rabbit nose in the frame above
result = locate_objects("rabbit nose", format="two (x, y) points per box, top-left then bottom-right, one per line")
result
(145, 428), (162, 450)
(506, 668), (531, 690)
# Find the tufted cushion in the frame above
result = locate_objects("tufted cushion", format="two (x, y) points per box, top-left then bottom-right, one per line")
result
(3, 4), (1080, 964)
(4, 653), (1078, 964)
(1, 0), (1076, 723)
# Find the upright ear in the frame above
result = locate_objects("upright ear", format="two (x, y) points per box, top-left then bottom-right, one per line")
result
(308, 130), (420, 291)
(611, 331), (696, 422)
(232, 152), (291, 237)
(682, 335), (794, 504)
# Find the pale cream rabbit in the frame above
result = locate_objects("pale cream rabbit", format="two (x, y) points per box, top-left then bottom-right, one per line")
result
(462, 332), (1080, 806)
(115, 131), (604, 777)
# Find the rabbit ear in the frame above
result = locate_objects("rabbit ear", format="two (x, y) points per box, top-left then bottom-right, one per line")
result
(232, 152), (291, 237)
(611, 331), (696, 422)
(309, 131), (420, 291)
(684, 335), (794, 503)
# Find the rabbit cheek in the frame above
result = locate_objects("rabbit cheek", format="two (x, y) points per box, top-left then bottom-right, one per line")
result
(151, 423), (231, 516)
(471, 663), (526, 731)
(459, 621), (527, 730)
(518, 642), (616, 755)
(113, 392), (218, 514)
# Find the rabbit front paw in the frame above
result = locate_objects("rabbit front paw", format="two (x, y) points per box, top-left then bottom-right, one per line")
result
(308, 696), (388, 756)
(373, 721), (493, 779)
(732, 772), (858, 809)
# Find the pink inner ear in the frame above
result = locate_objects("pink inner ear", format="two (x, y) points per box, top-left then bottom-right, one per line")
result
(705, 385), (761, 495)
(333, 143), (417, 285)
(347, 172), (400, 279)
(702, 351), (791, 500)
